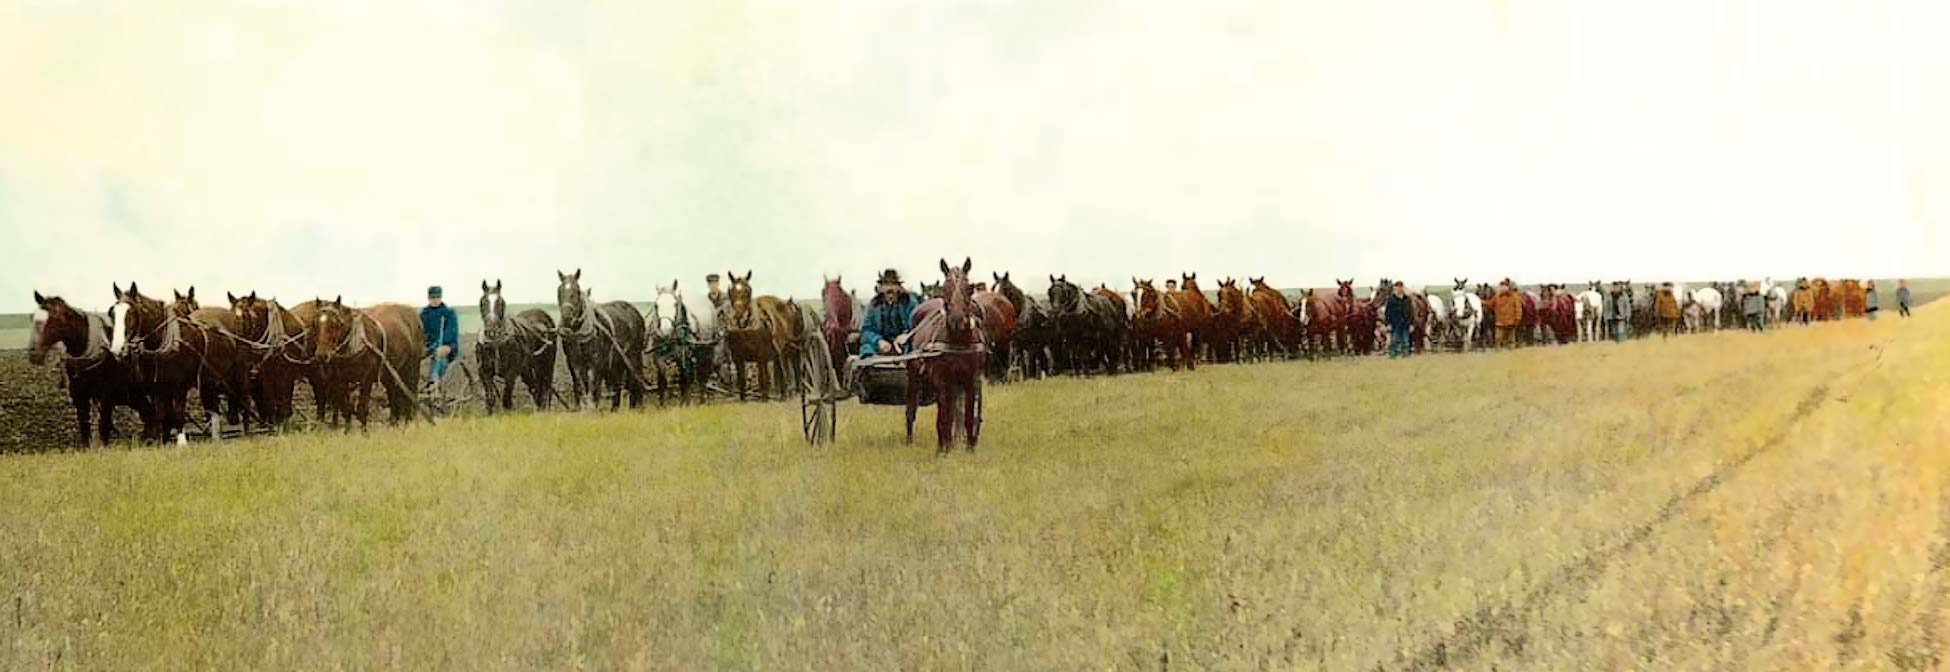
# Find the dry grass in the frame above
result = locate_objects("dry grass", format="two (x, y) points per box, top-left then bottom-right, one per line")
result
(1, 303), (1945, 669)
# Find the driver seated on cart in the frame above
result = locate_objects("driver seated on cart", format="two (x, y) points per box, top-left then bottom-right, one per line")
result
(859, 268), (921, 357)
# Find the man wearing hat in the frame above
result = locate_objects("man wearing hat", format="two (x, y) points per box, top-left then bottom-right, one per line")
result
(421, 285), (461, 391)
(859, 268), (920, 357)
(1490, 278), (1525, 349)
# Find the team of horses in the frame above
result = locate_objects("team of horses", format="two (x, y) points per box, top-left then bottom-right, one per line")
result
(25, 271), (1879, 450)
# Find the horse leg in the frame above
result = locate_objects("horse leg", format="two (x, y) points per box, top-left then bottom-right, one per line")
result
(935, 377), (955, 454)
(964, 373), (981, 451)
(735, 359), (749, 402)
(73, 397), (92, 448)
(1182, 332), (1197, 371)
(904, 363), (920, 445)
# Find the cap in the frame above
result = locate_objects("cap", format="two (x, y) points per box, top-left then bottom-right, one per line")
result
(428, 286), (443, 298)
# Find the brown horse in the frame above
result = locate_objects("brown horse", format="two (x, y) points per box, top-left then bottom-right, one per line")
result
(1132, 278), (1196, 371)
(109, 283), (203, 442)
(30, 292), (152, 447)
(312, 300), (424, 429)
(168, 288), (254, 435)
(1210, 278), (1249, 362)
(1175, 273), (1215, 361)
(973, 286), (1017, 381)
(1246, 278), (1298, 358)
(1839, 279), (1866, 318)
(1789, 280), (1814, 324)
(820, 276), (857, 379)
(906, 258), (987, 453)
(724, 271), (804, 401)
(1297, 285), (1347, 358)
(1812, 278), (1834, 321)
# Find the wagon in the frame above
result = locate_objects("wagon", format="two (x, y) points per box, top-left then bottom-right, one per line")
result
(795, 342), (986, 445)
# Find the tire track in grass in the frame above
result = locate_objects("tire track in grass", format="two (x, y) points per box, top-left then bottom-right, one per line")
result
(1382, 382), (1832, 672)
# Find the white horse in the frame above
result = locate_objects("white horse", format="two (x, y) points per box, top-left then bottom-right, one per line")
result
(1689, 286), (1723, 331)
(1422, 291), (1449, 351)
(1448, 287), (1483, 352)
(1761, 277), (1788, 326)
(1575, 283), (1605, 342)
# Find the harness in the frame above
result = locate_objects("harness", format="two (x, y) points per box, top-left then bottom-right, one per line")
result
(61, 312), (115, 375)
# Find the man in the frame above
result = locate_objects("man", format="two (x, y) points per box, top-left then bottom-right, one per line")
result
(1608, 282), (1633, 342)
(1490, 279), (1524, 349)
(1897, 279), (1912, 318)
(1384, 281), (1413, 358)
(1741, 282), (1766, 332)
(1655, 282), (1681, 338)
(1164, 279), (1179, 293)
(420, 286), (461, 391)
(1865, 280), (1880, 321)
(705, 274), (728, 317)
(859, 268), (921, 357)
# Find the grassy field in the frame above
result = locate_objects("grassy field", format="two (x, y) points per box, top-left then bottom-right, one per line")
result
(2, 297), (1947, 668)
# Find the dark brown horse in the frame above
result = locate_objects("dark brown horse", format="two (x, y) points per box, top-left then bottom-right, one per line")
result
(109, 283), (203, 442)
(1132, 278), (1196, 371)
(231, 292), (312, 429)
(477, 280), (556, 414)
(312, 300), (424, 429)
(168, 288), (254, 435)
(557, 269), (648, 410)
(723, 270), (804, 401)
(1246, 278), (1299, 358)
(30, 292), (152, 447)
(906, 258), (987, 453)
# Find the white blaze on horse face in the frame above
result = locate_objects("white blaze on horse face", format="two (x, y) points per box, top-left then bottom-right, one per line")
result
(654, 289), (678, 335)
(108, 302), (130, 356)
(29, 309), (48, 352)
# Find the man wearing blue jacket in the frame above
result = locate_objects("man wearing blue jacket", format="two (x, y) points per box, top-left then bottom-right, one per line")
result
(859, 269), (920, 357)
(421, 286), (461, 391)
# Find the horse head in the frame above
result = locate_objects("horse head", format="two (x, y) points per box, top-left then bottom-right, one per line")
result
(722, 270), (757, 329)
(480, 280), (507, 339)
(1133, 279), (1161, 318)
(1336, 279), (1355, 302)
(557, 269), (586, 331)
(1454, 277), (1469, 291)
(170, 287), (199, 319)
(992, 272), (1026, 310)
(29, 292), (90, 366)
(312, 297), (356, 363)
(1047, 274), (1082, 315)
(939, 257), (976, 342)
(109, 282), (164, 359)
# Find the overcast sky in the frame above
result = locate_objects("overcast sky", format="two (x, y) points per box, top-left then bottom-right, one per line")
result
(3, 0), (1946, 312)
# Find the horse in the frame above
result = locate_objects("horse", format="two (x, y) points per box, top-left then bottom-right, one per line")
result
(906, 258), (988, 453)
(1764, 278), (1790, 326)
(647, 280), (718, 406)
(818, 277), (857, 379)
(109, 283), (210, 442)
(1347, 296), (1379, 355)
(1420, 290), (1449, 351)
(972, 283), (1018, 381)
(1449, 279), (1484, 352)
(723, 270), (804, 402)
(30, 291), (153, 447)
(1840, 279), (1866, 318)
(1633, 283), (1661, 338)
(1246, 278), (1300, 358)
(1090, 284), (1131, 372)
(557, 269), (648, 409)
(994, 273), (1052, 379)
(1047, 276), (1096, 374)
(1132, 278), (1196, 370)
(1296, 285), (1346, 358)
(167, 287), (254, 437)
(476, 280), (557, 414)
(312, 299), (424, 429)
(1689, 286), (1724, 331)
(1174, 273), (1215, 360)
(1575, 282), (1606, 342)
(1811, 278), (1834, 322)
(231, 292), (312, 429)
(1210, 278), (1250, 362)
(1536, 285), (1577, 344)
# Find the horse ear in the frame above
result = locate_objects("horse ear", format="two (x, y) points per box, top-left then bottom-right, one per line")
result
(671, 278), (679, 291)
(962, 257), (972, 274)
(941, 259), (952, 276)
(332, 295), (341, 306)
(742, 270), (752, 282)
(227, 291), (238, 304)
(558, 270), (567, 282)
(34, 291), (46, 307)
(483, 280), (492, 294)
(494, 280), (502, 293)
(573, 269), (582, 282)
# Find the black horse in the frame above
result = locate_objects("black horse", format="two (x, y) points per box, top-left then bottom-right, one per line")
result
(477, 280), (557, 414)
(1046, 276), (1126, 375)
(556, 270), (647, 410)
(995, 273), (1053, 379)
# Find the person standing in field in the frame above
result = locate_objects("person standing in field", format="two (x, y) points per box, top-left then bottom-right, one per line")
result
(1490, 279), (1524, 349)
(1741, 282), (1766, 332)
(1897, 279), (1911, 318)
(1655, 282), (1681, 338)
(1865, 280), (1880, 321)
(420, 286), (461, 393)
(1607, 282), (1633, 342)
(1385, 281), (1413, 358)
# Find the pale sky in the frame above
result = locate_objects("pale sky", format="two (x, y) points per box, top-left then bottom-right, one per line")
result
(3, 0), (1946, 313)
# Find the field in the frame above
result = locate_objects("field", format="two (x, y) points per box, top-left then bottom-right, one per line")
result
(1, 294), (1945, 668)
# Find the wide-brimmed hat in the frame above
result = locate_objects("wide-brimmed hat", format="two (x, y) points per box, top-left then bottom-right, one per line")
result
(877, 268), (903, 285)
